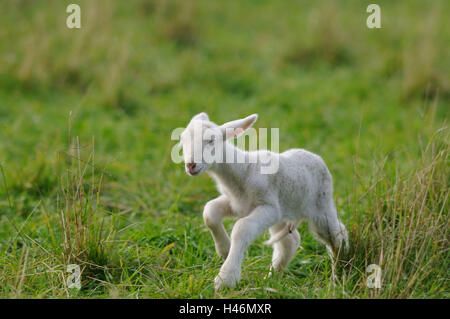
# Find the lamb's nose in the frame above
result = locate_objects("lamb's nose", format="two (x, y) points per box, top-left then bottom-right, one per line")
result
(186, 162), (196, 171)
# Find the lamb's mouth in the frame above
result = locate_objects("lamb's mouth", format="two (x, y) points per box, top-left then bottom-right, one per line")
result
(188, 169), (201, 176)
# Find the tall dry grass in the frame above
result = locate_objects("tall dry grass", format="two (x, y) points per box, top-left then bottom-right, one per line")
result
(341, 119), (449, 297)
(57, 123), (116, 291)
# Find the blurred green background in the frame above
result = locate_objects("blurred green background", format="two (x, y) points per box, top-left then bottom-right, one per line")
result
(0, 0), (448, 298)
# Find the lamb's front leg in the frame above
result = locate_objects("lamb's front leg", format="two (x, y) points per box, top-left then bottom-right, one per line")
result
(215, 205), (280, 291)
(203, 196), (233, 259)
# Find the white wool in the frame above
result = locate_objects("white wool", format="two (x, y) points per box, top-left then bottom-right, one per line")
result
(180, 112), (349, 290)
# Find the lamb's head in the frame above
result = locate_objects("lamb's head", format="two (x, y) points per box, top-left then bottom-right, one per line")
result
(180, 112), (258, 176)
(180, 112), (220, 176)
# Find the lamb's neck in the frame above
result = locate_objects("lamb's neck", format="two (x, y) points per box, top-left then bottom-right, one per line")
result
(208, 142), (251, 188)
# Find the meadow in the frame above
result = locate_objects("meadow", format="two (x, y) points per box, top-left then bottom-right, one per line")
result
(0, 0), (448, 298)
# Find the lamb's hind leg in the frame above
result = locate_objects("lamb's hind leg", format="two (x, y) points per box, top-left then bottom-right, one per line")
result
(203, 195), (233, 259)
(270, 222), (300, 272)
(308, 207), (348, 281)
(308, 212), (348, 258)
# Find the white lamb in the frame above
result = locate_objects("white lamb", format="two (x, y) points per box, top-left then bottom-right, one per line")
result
(179, 112), (348, 290)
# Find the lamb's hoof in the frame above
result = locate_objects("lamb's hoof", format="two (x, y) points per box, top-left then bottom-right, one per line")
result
(214, 269), (240, 291)
(264, 266), (275, 280)
(271, 262), (284, 272)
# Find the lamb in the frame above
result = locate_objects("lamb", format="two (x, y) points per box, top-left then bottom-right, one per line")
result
(179, 112), (349, 291)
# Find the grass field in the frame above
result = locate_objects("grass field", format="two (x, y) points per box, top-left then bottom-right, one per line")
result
(0, 0), (448, 298)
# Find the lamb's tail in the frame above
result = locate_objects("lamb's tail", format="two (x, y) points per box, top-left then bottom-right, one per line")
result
(263, 218), (302, 246)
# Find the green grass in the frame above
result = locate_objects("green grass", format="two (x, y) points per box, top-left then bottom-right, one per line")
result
(0, 0), (448, 298)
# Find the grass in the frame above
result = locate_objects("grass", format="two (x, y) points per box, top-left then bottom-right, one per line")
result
(0, 0), (448, 298)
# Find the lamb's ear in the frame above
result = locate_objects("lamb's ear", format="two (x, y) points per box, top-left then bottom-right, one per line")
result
(220, 114), (258, 140)
(191, 112), (209, 122)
